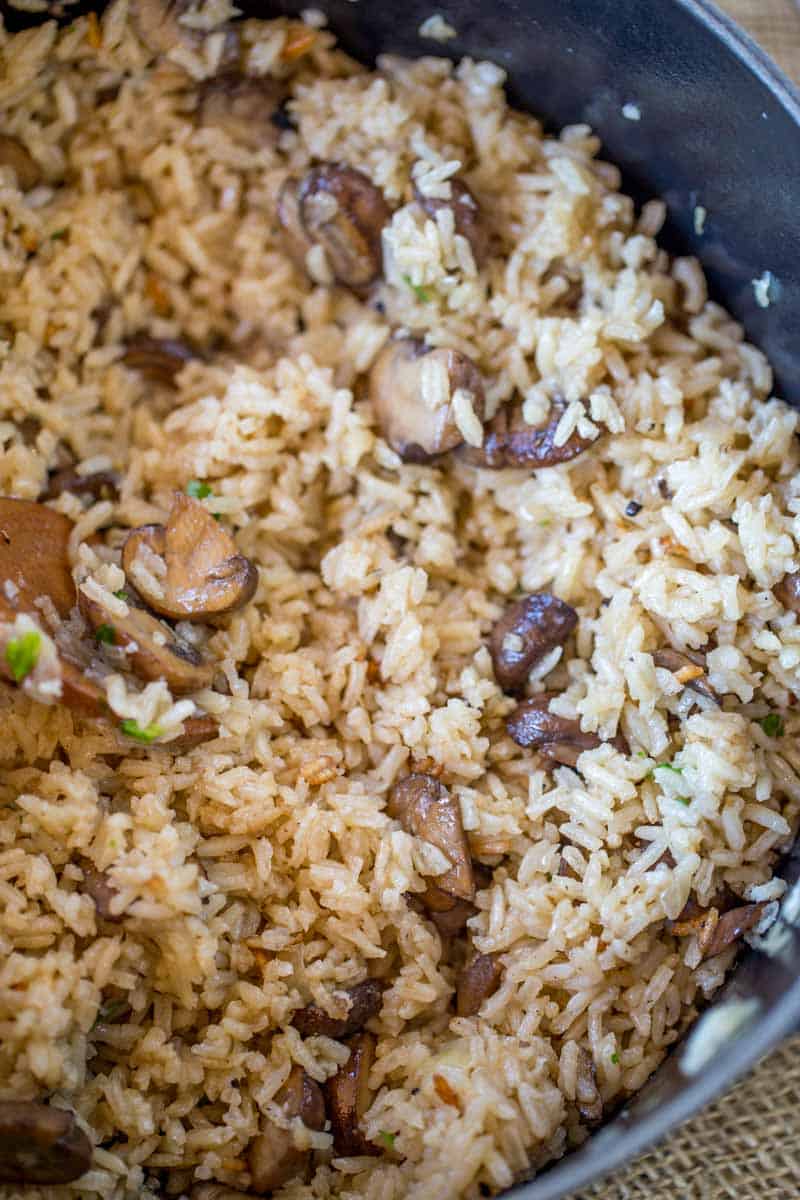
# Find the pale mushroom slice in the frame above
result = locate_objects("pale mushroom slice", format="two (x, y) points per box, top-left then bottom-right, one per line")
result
(0, 135), (41, 191)
(388, 773), (475, 903)
(0, 1102), (92, 1185)
(79, 587), (214, 693)
(324, 1033), (380, 1158)
(247, 1066), (326, 1194)
(121, 493), (257, 621)
(368, 337), (486, 462)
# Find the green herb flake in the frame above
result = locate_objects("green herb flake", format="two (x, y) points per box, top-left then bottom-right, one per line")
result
(50, 228), (67, 241)
(95, 624), (116, 645)
(654, 762), (683, 776)
(402, 274), (431, 303)
(610, 1052), (620, 1065)
(120, 718), (164, 744)
(114, 589), (129, 602)
(676, 796), (691, 806)
(93, 998), (129, 1028)
(378, 1131), (396, 1150)
(5, 630), (41, 682)
(186, 479), (213, 500)
(760, 712), (785, 738)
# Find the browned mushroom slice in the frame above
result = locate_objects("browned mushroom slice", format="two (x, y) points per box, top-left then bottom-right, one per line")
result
(653, 647), (718, 702)
(0, 498), (76, 621)
(166, 713), (219, 752)
(248, 1066), (325, 1194)
(79, 587), (214, 694)
(82, 865), (123, 922)
(41, 468), (120, 504)
(0, 1102), (92, 1185)
(369, 337), (486, 462)
(463, 396), (591, 470)
(121, 493), (257, 621)
(198, 74), (286, 149)
(456, 953), (503, 1018)
(557, 854), (579, 880)
(297, 163), (391, 288)
(277, 176), (313, 269)
(413, 177), (488, 267)
(60, 660), (107, 717)
(293, 979), (383, 1039)
(120, 335), (199, 385)
(0, 134), (41, 191)
(408, 863), (492, 935)
(702, 902), (768, 959)
(388, 773), (474, 903)
(507, 694), (628, 764)
(324, 1033), (380, 1158)
(575, 1048), (603, 1123)
(489, 592), (578, 692)
(774, 570), (800, 614)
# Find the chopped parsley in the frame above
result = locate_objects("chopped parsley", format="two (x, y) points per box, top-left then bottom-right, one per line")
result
(378, 1131), (396, 1150)
(760, 712), (784, 738)
(114, 589), (129, 602)
(186, 479), (213, 500)
(676, 796), (691, 806)
(5, 630), (41, 682)
(120, 718), (163, 744)
(649, 761), (683, 780)
(95, 624), (116, 645)
(50, 228), (67, 240)
(402, 274), (431, 303)
(610, 1052), (620, 1065)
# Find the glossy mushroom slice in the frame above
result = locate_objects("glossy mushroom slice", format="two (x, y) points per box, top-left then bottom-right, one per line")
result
(463, 396), (592, 469)
(412, 176), (488, 267)
(197, 73), (287, 150)
(575, 1048), (603, 1124)
(407, 863), (493, 936)
(165, 713), (219, 752)
(121, 493), (257, 621)
(120, 335), (199, 385)
(388, 773), (474, 903)
(488, 592), (578, 692)
(507, 694), (628, 764)
(293, 979), (383, 1040)
(369, 338), (486, 462)
(672, 895), (768, 960)
(653, 647), (718, 703)
(0, 1102), (92, 1185)
(296, 163), (391, 289)
(774, 570), (800, 614)
(0, 135), (41, 191)
(456, 953), (503, 1018)
(41, 468), (120, 504)
(79, 586), (214, 693)
(248, 1067), (325, 1194)
(324, 1033), (380, 1157)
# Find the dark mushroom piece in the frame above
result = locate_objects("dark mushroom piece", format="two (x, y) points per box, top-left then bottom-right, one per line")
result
(774, 571), (800, 614)
(575, 1048), (603, 1124)
(324, 1033), (380, 1158)
(407, 862), (493, 936)
(197, 73), (287, 150)
(369, 337), (486, 462)
(41, 468), (120, 504)
(297, 163), (390, 289)
(293, 979), (383, 1040)
(507, 694), (628, 765)
(462, 395), (592, 470)
(456, 953), (503, 1018)
(248, 1066), (325, 1194)
(488, 592), (578, 693)
(0, 1102), (92, 1185)
(79, 587), (214, 694)
(0, 134), (41, 191)
(121, 493), (257, 621)
(82, 865), (123, 922)
(388, 773), (474, 903)
(653, 647), (718, 703)
(120, 335), (199, 385)
(412, 176), (488, 267)
(672, 895), (767, 960)
(131, 0), (240, 61)
(165, 713), (220, 752)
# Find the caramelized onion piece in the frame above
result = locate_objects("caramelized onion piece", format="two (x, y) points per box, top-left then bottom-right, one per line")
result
(388, 773), (474, 902)
(293, 979), (383, 1039)
(0, 1102), (92, 1185)
(489, 592), (577, 692)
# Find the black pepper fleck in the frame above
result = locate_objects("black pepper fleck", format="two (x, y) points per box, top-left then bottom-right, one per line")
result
(625, 500), (642, 517)
(657, 477), (672, 499)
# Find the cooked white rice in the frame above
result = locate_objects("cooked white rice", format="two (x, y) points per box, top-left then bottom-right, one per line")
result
(1, 4), (799, 1199)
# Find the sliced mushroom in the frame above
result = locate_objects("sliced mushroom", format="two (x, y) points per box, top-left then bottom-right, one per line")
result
(248, 1066), (325, 1195)
(369, 337), (486, 462)
(121, 493), (257, 621)
(575, 1048), (603, 1124)
(295, 163), (390, 289)
(653, 647), (718, 702)
(131, 0), (239, 60)
(0, 134), (41, 191)
(507, 694), (628, 764)
(557, 854), (579, 880)
(324, 1033), (380, 1158)
(463, 395), (592, 470)
(120, 335), (199, 385)
(388, 773), (474, 903)
(293, 979), (383, 1040)
(413, 177), (488, 267)
(0, 498), (76, 621)
(82, 865), (123, 922)
(0, 1102), (92, 1185)
(774, 571), (800, 614)
(672, 896), (767, 960)
(489, 592), (578, 693)
(702, 902), (768, 959)
(41, 468), (120, 504)
(456, 953), (503, 1018)
(79, 587), (214, 693)
(408, 863), (492, 936)
(198, 74), (286, 149)
(165, 713), (219, 752)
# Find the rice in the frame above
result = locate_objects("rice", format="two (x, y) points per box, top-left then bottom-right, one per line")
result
(0, 5), (799, 1199)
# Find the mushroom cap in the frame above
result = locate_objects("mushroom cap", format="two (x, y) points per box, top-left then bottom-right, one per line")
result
(0, 1102), (92, 1185)
(387, 772), (475, 902)
(297, 163), (390, 288)
(463, 395), (592, 470)
(121, 493), (257, 621)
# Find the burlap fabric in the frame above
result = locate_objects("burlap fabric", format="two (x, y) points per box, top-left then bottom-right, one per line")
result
(571, 4), (800, 1197)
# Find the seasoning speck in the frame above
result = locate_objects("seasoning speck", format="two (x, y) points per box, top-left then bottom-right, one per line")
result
(625, 500), (642, 517)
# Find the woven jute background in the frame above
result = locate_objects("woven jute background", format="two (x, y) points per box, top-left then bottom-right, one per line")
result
(571, 4), (800, 1198)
